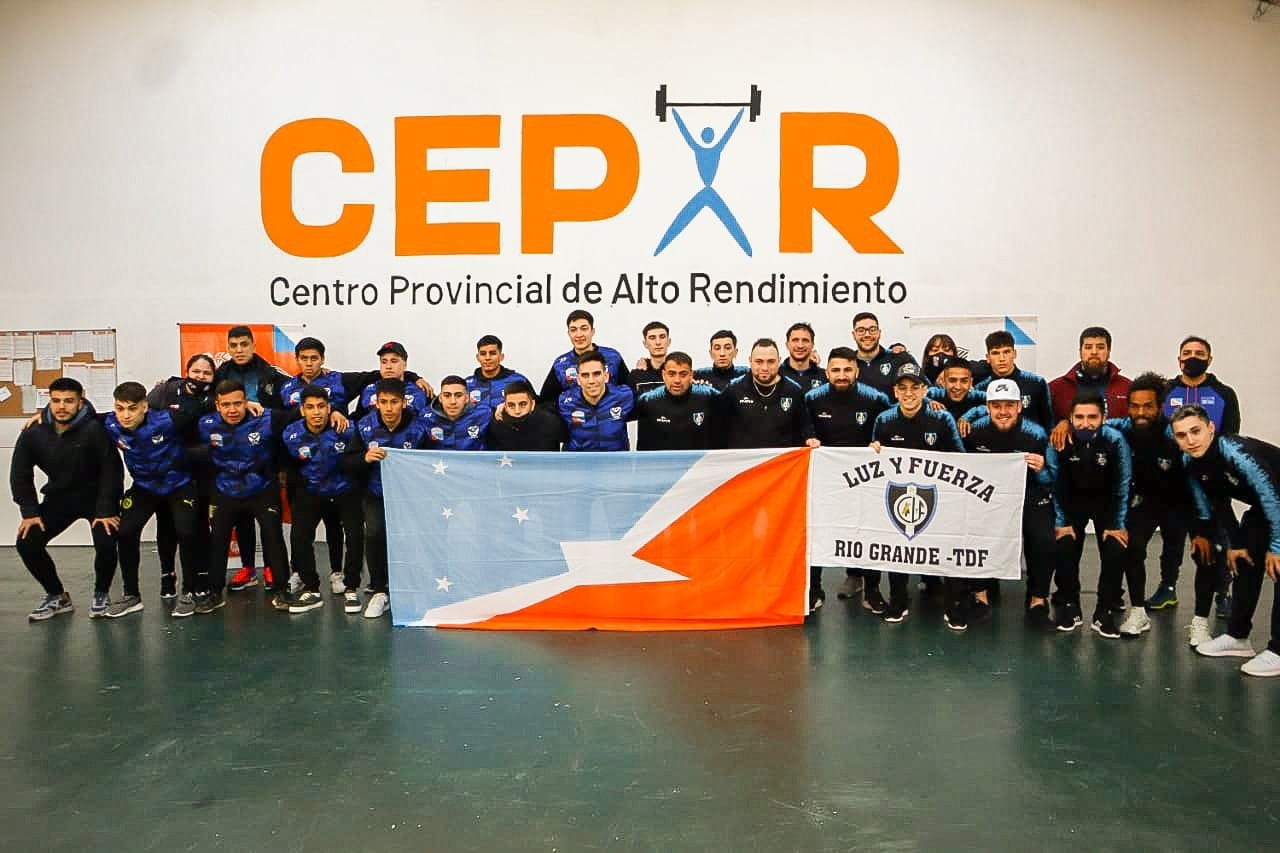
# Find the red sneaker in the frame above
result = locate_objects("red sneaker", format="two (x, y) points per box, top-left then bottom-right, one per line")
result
(229, 566), (258, 591)
(263, 566), (276, 591)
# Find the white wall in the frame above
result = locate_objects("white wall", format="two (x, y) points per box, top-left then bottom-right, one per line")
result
(2, 0), (1278, 542)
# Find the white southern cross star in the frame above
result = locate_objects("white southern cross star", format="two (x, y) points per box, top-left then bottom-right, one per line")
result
(435, 576), (454, 592)
(498, 454), (514, 468)
(432, 460), (448, 475)
(441, 507), (454, 519)
(512, 507), (530, 524)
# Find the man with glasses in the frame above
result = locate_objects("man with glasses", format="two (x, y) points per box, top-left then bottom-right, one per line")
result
(851, 312), (914, 397)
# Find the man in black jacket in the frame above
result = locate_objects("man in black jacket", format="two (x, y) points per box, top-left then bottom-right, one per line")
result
(213, 325), (291, 410)
(486, 380), (565, 451)
(11, 378), (123, 621)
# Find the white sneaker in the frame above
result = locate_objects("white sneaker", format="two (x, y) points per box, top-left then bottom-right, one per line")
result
(329, 572), (346, 595)
(1187, 616), (1212, 648)
(1118, 607), (1151, 637)
(1196, 633), (1256, 658)
(1240, 649), (1280, 677)
(363, 592), (390, 619)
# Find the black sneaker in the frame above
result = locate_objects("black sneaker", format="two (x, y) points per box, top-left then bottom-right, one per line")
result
(808, 586), (825, 613)
(160, 572), (177, 601)
(194, 591), (225, 614)
(289, 591), (325, 614)
(1091, 610), (1121, 639)
(969, 600), (993, 624)
(1026, 603), (1054, 631)
(862, 588), (888, 615)
(270, 593), (292, 612)
(883, 602), (909, 623)
(944, 606), (968, 632)
(1055, 603), (1082, 633)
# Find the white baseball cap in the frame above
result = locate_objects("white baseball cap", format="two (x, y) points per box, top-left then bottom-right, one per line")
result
(986, 379), (1021, 402)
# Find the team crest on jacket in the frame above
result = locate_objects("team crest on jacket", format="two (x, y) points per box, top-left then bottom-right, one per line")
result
(880, 363), (891, 375)
(1022, 395), (1032, 407)
(151, 433), (165, 444)
(402, 440), (414, 449)
(609, 406), (623, 420)
(333, 441), (346, 452)
(299, 446), (312, 459)
(431, 427), (445, 441)
(693, 412), (705, 426)
(1096, 453), (1107, 466)
(924, 432), (937, 446)
(856, 411), (868, 425)
(248, 432), (262, 445)
(780, 397), (792, 412)
(467, 425), (480, 438)
(885, 482), (938, 540)
(469, 390), (482, 402)
(210, 433), (223, 447)
(1158, 457), (1173, 471)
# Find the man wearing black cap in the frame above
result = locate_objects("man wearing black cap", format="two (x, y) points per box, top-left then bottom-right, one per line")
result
(870, 362), (966, 626)
(354, 342), (431, 418)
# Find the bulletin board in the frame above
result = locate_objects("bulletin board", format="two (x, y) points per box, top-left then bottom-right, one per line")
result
(0, 329), (118, 417)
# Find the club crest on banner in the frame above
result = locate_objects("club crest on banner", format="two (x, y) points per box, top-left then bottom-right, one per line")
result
(885, 482), (938, 540)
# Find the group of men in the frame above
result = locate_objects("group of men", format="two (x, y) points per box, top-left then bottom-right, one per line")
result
(9, 313), (1279, 678)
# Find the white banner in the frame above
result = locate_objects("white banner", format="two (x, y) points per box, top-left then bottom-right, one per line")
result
(809, 447), (1027, 580)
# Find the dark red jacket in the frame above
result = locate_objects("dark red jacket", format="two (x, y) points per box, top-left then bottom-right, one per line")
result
(1049, 362), (1131, 423)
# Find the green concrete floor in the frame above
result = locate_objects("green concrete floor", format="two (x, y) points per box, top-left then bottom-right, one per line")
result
(0, 544), (1277, 852)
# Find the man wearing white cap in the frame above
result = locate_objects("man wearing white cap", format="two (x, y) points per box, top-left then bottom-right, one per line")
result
(964, 378), (1057, 629)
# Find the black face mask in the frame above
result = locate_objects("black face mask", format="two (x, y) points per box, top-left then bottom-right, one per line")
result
(1072, 427), (1097, 445)
(929, 354), (949, 369)
(1182, 357), (1209, 379)
(184, 379), (212, 397)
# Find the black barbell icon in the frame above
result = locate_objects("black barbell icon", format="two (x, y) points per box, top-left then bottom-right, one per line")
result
(654, 84), (763, 122)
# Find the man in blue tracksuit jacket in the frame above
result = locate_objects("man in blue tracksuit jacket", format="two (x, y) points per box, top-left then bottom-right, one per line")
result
(104, 381), (205, 617)
(1173, 404), (1280, 676)
(343, 378), (433, 618)
(558, 351), (634, 452)
(196, 380), (296, 613)
(421, 376), (493, 450)
(282, 385), (364, 613)
(1045, 393), (1132, 637)
(539, 309), (631, 405)
(466, 334), (530, 411)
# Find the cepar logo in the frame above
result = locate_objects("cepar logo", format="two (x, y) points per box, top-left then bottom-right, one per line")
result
(260, 84), (902, 259)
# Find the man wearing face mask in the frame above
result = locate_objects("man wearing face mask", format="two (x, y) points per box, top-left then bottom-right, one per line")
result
(1049, 327), (1131, 447)
(486, 381), (565, 451)
(1102, 373), (1188, 639)
(1045, 393), (1132, 636)
(1154, 336), (1242, 617)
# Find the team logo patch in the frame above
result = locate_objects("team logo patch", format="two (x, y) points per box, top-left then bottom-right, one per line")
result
(470, 390), (482, 402)
(880, 363), (891, 375)
(210, 433), (223, 447)
(333, 441), (346, 452)
(856, 411), (868, 425)
(609, 406), (623, 420)
(299, 446), (312, 459)
(565, 366), (579, 382)
(402, 441), (413, 449)
(121, 496), (133, 510)
(289, 392), (300, 404)
(571, 409), (585, 424)
(467, 425), (480, 438)
(1096, 453), (1108, 466)
(885, 482), (939, 541)
(780, 398), (792, 412)
(1022, 395), (1032, 408)
(151, 433), (164, 444)
(431, 427), (445, 441)
(924, 432), (937, 446)
(1158, 457), (1173, 471)
(248, 432), (262, 445)
(1169, 397), (1183, 407)
(692, 411), (705, 426)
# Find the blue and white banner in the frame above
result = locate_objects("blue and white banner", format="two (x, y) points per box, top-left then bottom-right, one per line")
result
(808, 447), (1027, 580)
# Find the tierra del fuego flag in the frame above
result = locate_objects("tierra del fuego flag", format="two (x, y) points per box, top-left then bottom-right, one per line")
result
(382, 448), (811, 630)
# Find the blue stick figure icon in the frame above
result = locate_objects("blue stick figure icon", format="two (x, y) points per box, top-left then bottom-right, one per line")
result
(654, 108), (752, 257)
